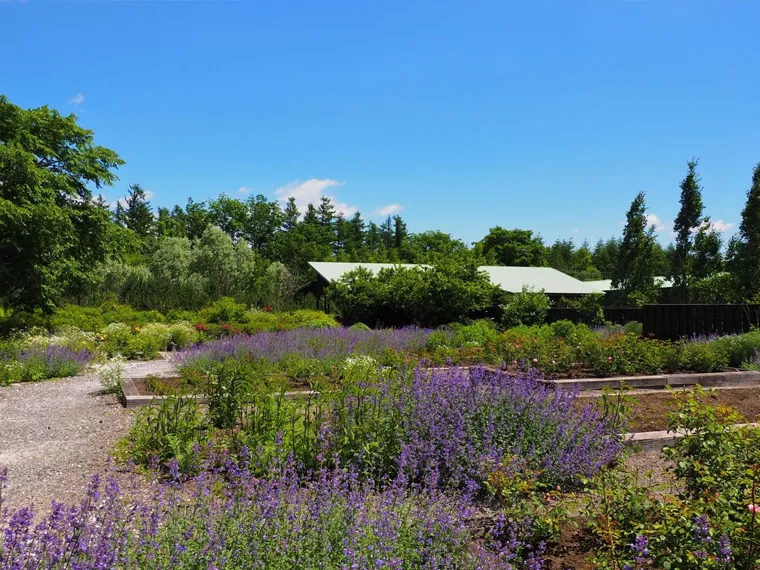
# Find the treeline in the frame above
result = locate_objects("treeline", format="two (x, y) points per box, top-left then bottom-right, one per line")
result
(2, 95), (760, 316)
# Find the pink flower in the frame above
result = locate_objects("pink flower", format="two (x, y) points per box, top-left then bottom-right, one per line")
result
(749, 504), (760, 514)
(608, 356), (613, 362)
(532, 358), (538, 363)
(551, 360), (556, 365)
(513, 360), (517, 365)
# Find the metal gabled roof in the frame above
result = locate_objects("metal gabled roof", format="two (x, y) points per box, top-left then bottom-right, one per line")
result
(309, 262), (599, 295)
(477, 266), (599, 295)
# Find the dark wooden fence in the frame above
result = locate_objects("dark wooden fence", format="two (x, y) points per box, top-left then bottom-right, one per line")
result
(546, 307), (643, 325)
(642, 304), (760, 341)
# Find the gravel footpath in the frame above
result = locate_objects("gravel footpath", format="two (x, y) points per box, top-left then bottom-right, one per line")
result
(0, 359), (174, 512)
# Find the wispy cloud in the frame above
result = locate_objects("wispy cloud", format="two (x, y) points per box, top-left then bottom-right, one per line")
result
(237, 186), (253, 195)
(694, 219), (735, 233)
(646, 213), (669, 232)
(69, 93), (85, 105)
(371, 203), (404, 217)
(274, 178), (358, 216)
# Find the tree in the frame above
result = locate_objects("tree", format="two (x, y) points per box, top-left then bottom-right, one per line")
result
(283, 197), (299, 230)
(115, 184), (154, 238)
(380, 216), (394, 249)
(244, 194), (283, 255)
(612, 192), (659, 306)
(547, 239), (575, 273)
(303, 203), (320, 225)
(317, 195), (336, 226)
(692, 223), (723, 279)
(156, 207), (186, 238)
(0, 95), (124, 311)
(728, 162), (760, 300)
(393, 215), (408, 249)
(400, 231), (467, 263)
(592, 238), (620, 277)
(476, 227), (547, 266)
(672, 159), (705, 292)
(184, 198), (212, 240)
(346, 212), (366, 254)
(209, 194), (249, 242)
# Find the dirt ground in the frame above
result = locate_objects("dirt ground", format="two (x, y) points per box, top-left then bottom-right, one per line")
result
(577, 386), (760, 432)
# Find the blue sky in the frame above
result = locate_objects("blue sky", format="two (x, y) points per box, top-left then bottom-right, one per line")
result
(3, 1), (759, 246)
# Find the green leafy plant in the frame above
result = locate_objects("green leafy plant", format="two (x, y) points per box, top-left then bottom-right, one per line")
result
(123, 396), (207, 475)
(501, 287), (551, 328)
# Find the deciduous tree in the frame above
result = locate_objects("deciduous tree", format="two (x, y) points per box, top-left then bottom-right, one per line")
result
(0, 95), (124, 311)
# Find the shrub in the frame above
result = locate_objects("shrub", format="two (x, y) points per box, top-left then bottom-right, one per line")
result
(200, 297), (249, 324)
(123, 396), (207, 474)
(12, 346), (92, 382)
(562, 292), (606, 326)
(92, 354), (127, 394)
(589, 391), (760, 569)
(0, 461), (532, 569)
(501, 287), (551, 328)
(329, 262), (501, 328)
(451, 319), (500, 348)
(167, 322), (199, 350)
(621, 320), (643, 335)
(132, 323), (171, 358)
(348, 322), (371, 331)
(100, 322), (133, 356)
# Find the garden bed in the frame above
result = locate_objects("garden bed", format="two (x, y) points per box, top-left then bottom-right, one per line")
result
(577, 385), (760, 433)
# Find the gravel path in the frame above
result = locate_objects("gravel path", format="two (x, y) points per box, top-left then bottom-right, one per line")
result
(0, 360), (174, 512)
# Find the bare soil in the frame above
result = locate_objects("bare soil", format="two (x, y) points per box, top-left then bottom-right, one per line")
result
(577, 386), (760, 432)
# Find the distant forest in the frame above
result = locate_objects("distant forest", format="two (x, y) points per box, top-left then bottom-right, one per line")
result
(3, 94), (760, 314)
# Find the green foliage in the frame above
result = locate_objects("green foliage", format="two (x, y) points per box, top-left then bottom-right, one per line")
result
(122, 396), (207, 474)
(114, 184), (154, 239)
(349, 322), (371, 331)
(501, 287), (551, 328)
(612, 192), (659, 306)
(329, 262), (501, 327)
(672, 159), (705, 292)
(0, 95), (124, 312)
(200, 297), (248, 324)
(691, 272), (738, 303)
(589, 391), (760, 569)
(476, 227), (548, 266)
(203, 360), (255, 429)
(729, 162), (760, 300)
(562, 292), (606, 325)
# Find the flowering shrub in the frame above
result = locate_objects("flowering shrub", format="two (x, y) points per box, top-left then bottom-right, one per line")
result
(0, 345), (92, 385)
(125, 366), (622, 494)
(0, 459), (545, 569)
(176, 326), (434, 378)
(588, 390), (760, 569)
(92, 354), (127, 393)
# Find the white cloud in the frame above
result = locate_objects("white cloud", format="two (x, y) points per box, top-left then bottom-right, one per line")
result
(371, 203), (404, 217)
(572, 228), (580, 234)
(646, 213), (669, 232)
(69, 93), (85, 105)
(237, 186), (253, 195)
(693, 219), (735, 233)
(274, 178), (358, 216)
